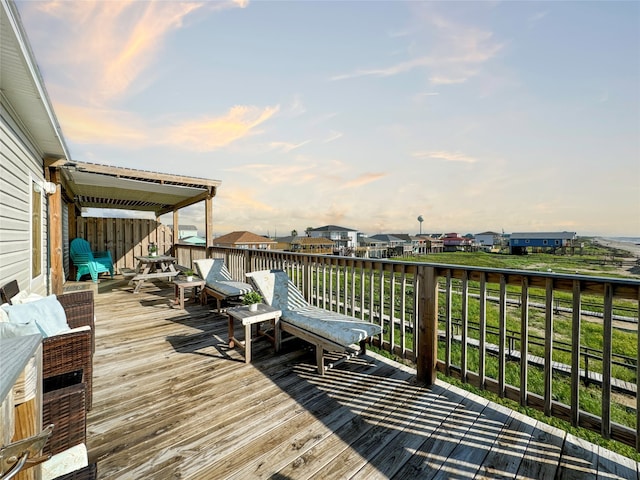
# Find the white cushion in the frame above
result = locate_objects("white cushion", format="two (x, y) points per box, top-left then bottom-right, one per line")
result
(41, 443), (89, 480)
(283, 306), (382, 347)
(247, 269), (382, 348)
(0, 304), (9, 323)
(13, 292), (44, 304)
(2, 295), (70, 338)
(0, 320), (42, 339)
(9, 290), (29, 304)
(57, 325), (91, 336)
(208, 280), (252, 297)
(196, 259), (252, 297)
(0, 301), (42, 338)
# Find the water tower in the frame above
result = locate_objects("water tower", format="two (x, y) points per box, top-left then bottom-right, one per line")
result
(417, 215), (424, 235)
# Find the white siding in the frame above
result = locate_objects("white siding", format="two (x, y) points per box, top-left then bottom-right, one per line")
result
(0, 101), (48, 295)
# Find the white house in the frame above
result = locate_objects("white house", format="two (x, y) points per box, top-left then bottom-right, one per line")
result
(475, 231), (502, 248)
(308, 225), (358, 254)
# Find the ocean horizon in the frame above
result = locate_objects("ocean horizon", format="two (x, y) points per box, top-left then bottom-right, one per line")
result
(606, 237), (640, 245)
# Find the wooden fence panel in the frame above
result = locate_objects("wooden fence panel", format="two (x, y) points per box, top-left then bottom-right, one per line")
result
(74, 217), (173, 275)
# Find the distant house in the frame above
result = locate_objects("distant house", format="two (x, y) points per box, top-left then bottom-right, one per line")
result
(358, 236), (389, 258)
(425, 237), (444, 253)
(170, 224), (198, 240)
(475, 231), (503, 250)
(275, 235), (334, 254)
(179, 235), (206, 246)
(308, 225), (358, 255)
(213, 231), (276, 250)
(388, 234), (416, 256)
(416, 234), (445, 253)
(368, 234), (411, 257)
(442, 233), (474, 252)
(509, 232), (577, 255)
(410, 236), (427, 255)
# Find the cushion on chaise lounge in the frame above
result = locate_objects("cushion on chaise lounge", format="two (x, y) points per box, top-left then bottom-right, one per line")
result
(246, 269), (382, 349)
(194, 258), (253, 297)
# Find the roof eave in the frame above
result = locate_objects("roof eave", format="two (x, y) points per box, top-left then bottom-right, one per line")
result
(1, 0), (70, 160)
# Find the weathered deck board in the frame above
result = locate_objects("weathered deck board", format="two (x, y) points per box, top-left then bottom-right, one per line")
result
(84, 278), (640, 479)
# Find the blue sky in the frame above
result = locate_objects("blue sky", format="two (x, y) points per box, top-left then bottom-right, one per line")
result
(17, 1), (640, 237)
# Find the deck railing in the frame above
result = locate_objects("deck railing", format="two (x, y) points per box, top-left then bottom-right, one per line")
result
(174, 244), (640, 450)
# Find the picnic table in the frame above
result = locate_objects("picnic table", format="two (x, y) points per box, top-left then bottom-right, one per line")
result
(122, 255), (180, 293)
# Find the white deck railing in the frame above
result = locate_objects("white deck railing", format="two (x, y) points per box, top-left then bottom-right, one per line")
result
(174, 244), (640, 450)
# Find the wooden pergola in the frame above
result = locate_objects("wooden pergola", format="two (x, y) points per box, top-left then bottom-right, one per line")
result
(45, 159), (221, 294)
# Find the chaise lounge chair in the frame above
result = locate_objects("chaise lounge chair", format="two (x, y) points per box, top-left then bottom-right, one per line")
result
(246, 269), (382, 374)
(193, 258), (253, 311)
(70, 238), (114, 283)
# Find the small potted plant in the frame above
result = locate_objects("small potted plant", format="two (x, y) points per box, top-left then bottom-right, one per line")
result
(184, 269), (194, 282)
(148, 244), (158, 257)
(242, 291), (262, 311)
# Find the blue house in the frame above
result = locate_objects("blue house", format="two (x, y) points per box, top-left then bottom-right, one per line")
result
(509, 232), (577, 254)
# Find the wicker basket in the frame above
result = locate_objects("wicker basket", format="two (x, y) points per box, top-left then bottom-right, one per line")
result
(42, 380), (86, 457)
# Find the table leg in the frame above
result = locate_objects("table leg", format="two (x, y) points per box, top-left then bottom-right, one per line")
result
(274, 315), (281, 353)
(244, 323), (252, 363)
(179, 285), (185, 309)
(228, 315), (235, 348)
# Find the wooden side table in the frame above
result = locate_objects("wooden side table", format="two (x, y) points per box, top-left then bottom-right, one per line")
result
(226, 304), (282, 363)
(173, 277), (205, 309)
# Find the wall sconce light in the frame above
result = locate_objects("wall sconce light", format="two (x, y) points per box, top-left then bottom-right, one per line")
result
(43, 181), (57, 195)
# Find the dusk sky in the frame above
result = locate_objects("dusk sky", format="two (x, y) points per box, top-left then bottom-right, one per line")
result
(16, 1), (640, 237)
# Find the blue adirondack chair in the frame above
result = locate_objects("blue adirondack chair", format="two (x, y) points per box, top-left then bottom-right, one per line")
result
(70, 238), (114, 282)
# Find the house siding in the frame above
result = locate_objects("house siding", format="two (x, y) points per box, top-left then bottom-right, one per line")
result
(0, 101), (48, 295)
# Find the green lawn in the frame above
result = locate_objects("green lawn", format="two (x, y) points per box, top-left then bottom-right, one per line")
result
(365, 238), (639, 460)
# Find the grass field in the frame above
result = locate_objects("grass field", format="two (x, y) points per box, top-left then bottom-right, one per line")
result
(367, 237), (640, 460)
(404, 236), (638, 278)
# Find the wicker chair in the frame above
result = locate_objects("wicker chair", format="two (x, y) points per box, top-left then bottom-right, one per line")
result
(0, 281), (94, 410)
(49, 290), (94, 410)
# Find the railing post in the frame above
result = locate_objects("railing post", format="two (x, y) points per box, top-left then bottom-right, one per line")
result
(636, 285), (640, 452)
(303, 255), (312, 302)
(243, 249), (251, 279)
(417, 265), (438, 385)
(570, 279), (581, 427)
(601, 282), (613, 439)
(544, 277), (554, 416)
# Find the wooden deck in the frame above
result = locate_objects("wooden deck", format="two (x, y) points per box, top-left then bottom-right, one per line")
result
(85, 278), (639, 479)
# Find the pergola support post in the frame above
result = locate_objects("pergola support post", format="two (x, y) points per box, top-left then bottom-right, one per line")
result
(205, 194), (214, 248)
(46, 166), (63, 295)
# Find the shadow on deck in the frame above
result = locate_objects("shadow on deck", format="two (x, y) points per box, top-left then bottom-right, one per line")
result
(85, 276), (639, 479)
